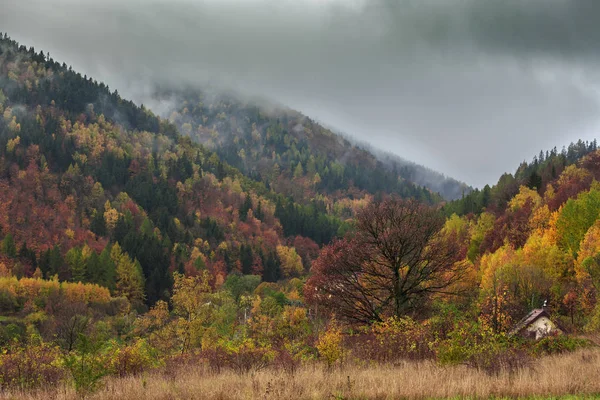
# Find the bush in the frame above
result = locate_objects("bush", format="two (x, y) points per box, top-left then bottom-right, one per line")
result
(0, 343), (64, 390)
(201, 347), (228, 374)
(223, 340), (275, 374)
(316, 324), (344, 369)
(346, 317), (436, 365)
(273, 348), (301, 375)
(466, 347), (532, 376)
(374, 317), (434, 362)
(531, 335), (592, 356)
(106, 339), (160, 377)
(62, 334), (107, 396)
(436, 320), (529, 375)
(0, 288), (18, 312)
(200, 340), (275, 375)
(0, 323), (25, 346)
(162, 352), (207, 380)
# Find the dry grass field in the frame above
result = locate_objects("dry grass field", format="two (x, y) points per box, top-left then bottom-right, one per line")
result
(2, 349), (600, 400)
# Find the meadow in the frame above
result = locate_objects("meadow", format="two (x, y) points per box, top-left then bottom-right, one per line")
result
(2, 349), (600, 400)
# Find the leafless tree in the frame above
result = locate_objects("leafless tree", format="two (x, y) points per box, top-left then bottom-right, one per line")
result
(306, 198), (466, 324)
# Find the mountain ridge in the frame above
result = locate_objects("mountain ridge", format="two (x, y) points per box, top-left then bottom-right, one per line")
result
(151, 86), (468, 203)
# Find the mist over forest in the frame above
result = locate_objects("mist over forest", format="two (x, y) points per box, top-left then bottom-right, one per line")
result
(4, 0), (600, 187)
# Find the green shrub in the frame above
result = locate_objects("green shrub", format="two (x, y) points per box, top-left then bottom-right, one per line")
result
(62, 334), (107, 396)
(436, 320), (530, 375)
(0, 323), (25, 346)
(0, 288), (18, 312)
(531, 335), (592, 356)
(436, 321), (500, 365)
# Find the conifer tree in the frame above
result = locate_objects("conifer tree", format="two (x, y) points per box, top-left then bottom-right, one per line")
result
(112, 244), (145, 305)
(1, 233), (16, 258)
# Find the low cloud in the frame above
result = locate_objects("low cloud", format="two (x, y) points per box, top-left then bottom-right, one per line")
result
(2, 0), (600, 187)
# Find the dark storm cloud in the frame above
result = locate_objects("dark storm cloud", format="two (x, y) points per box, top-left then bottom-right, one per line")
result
(2, 0), (600, 187)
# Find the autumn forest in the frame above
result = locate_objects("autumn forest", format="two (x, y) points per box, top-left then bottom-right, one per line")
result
(2, 33), (600, 399)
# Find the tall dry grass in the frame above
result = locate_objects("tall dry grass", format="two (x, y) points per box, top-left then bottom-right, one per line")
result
(3, 349), (600, 399)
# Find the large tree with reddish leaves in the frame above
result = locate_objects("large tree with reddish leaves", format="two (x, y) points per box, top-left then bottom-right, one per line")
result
(306, 198), (465, 324)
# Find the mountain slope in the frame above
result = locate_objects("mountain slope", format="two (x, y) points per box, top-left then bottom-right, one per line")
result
(0, 34), (341, 304)
(153, 87), (466, 204)
(0, 32), (469, 310)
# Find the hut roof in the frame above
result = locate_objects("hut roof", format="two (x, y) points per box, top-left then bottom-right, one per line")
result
(509, 308), (549, 336)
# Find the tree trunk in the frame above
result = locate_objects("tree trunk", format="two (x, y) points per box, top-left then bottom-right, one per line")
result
(393, 265), (402, 318)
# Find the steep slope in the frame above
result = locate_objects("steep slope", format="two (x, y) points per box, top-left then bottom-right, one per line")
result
(153, 87), (463, 204)
(0, 34), (339, 304)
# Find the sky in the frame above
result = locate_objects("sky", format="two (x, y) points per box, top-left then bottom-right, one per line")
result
(2, 0), (600, 187)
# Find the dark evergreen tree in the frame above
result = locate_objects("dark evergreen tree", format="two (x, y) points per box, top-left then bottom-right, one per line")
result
(1, 233), (16, 258)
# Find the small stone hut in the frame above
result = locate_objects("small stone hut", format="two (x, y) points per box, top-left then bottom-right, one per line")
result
(509, 308), (563, 340)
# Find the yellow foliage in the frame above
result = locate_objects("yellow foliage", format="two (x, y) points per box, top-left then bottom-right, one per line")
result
(32, 268), (42, 279)
(282, 306), (308, 328)
(201, 326), (220, 350)
(6, 136), (20, 153)
(173, 217), (182, 229)
(316, 323), (344, 368)
(8, 117), (20, 133)
(467, 212), (495, 262)
(443, 214), (468, 237)
(543, 210), (561, 245)
(106, 338), (159, 377)
(0, 276), (111, 307)
(190, 247), (202, 262)
(3, 107), (12, 122)
(81, 244), (92, 260)
(170, 272), (213, 353)
(575, 221), (600, 285)
(276, 245), (304, 278)
(529, 204), (551, 233)
(181, 122), (192, 135)
(136, 300), (170, 337)
(522, 231), (570, 280)
(509, 186), (541, 211)
(479, 245), (520, 293)
(544, 183), (556, 204)
(104, 207), (119, 231)
(217, 241), (228, 252)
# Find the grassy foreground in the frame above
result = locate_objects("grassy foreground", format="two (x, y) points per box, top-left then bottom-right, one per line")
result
(2, 349), (600, 400)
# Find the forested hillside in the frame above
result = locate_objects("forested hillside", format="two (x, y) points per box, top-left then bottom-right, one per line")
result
(438, 146), (600, 332)
(444, 140), (598, 216)
(155, 88), (458, 203)
(349, 138), (471, 201)
(0, 33), (344, 306)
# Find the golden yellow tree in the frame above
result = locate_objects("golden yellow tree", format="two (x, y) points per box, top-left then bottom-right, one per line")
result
(276, 245), (304, 278)
(316, 322), (344, 369)
(171, 271), (213, 353)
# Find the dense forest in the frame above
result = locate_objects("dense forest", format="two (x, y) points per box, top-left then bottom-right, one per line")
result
(0, 33), (354, 306)
(443, 139), (598, 216)
(2, 33), (600, 398)
(154, 87), (464, 203)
